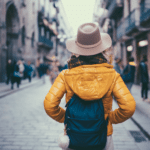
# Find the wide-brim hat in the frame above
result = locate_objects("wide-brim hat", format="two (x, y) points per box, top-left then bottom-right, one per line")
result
(66, 22), (112, 56)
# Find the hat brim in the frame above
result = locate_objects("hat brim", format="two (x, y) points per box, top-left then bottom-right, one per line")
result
(66, 33), (112, 56)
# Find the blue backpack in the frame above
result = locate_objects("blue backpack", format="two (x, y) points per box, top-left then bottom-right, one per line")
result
(64, 94), (108, 150)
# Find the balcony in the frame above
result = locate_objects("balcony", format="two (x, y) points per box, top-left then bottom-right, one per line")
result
(140, 1), (150, 23)
(124, 8), (140, 35)
(107, 0), (123, 19)
(116, 8), (141, 40)
(38, 36), (53, 49)
(117, 21), (125, 40)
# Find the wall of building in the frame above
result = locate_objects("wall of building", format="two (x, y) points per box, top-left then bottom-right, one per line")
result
(49, 0), (73, 65)
(21, 0), (38, 62)
(0, 0), (39, 82)
(121, 0), (150, 85)
(0, 0), (74, 82)
(95, 0), (150, 86)
(36, 0), (73, 66)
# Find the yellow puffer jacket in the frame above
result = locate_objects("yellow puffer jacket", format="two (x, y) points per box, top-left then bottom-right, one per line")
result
(44, 63), (136, 136)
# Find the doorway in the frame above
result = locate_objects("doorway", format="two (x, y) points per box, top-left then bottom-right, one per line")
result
(6, 3), (20, 63)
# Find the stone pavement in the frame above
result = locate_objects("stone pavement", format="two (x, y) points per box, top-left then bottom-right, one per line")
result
(0, 76), (150, 150)
(0, 76), (44, 98)
(0, 76), (63, 150)
(112, 101), (150, 150)
(131, 85), (150, 139)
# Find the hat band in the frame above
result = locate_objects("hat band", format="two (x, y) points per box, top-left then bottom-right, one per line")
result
(75, 40), (102, 49)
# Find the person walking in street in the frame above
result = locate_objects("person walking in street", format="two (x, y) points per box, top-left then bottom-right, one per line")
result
(122, 57), (136, 92)
(140, 55), (149, 102)
(113, 57), (122, 74)
(6, 59), (13, 85)
(26, 61), (33, 82)
(22, 60), (28, 80)
(44, 23), (136, 150)
(36, 58), (48, 79)
(11, 60), (21, 89)
(49, 58), (60, 84)
(36, 57), (41, 78)
(18, 60), (25, 84)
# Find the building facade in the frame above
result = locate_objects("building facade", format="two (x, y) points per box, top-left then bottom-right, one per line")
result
(54, 0), (73, 65)
(0, 0), (73, 82)
(0, 0), (38, 82)
(37, 0), (58, 64)
(46, 0), (73, 66)
(37, 0), (73, 66)
(95, 0), (150, 85)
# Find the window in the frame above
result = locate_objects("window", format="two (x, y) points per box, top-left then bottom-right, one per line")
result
(127, 0), (131, 14)
(21, 0), (26, 7)
(31, 32), (34, 47)
(140, 0), (145, 12)
(22, 26), (26, 46)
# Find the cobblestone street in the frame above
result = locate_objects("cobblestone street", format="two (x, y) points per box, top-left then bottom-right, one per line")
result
(0, 76), (150, 150)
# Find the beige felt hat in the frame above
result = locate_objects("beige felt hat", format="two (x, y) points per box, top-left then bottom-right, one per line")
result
(66, 22), (112, 56)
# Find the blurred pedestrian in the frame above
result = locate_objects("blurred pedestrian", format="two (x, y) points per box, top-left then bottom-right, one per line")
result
(11, 60), (21, 89)
(21, 59), (28, 79)
(44, 23), (136, 150)
(122, 57), (136, 92)
(58, 60), (68, 71)
(38, 62), (48, 83)
(26, 61), (33, 82)
(30, 63), (36, 77)
(113, 57), (122, 74)
(49, 60), (59, 84)
(36, 58), (44, 78)
(36, 58), (40, 78)
(60, 63), (68, 71)
(140, 55), (149, 101)
(18, 60), (25, 79)
(6, 59), (13, 85)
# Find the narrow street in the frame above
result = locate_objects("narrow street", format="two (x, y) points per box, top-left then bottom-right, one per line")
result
(0, 0), (150, 150)
(0, 76), (150, 150)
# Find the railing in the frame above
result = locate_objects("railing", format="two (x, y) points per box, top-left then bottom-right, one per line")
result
(140, 1), (150, 22)
(39, 36), (53, 48)
(116, 8), (140, 39)
(124, 8), (140, 33)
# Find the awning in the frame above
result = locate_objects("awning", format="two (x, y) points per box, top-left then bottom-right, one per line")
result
(43, 55), (59, 62)
(43, 56), (53, 62)
(43, 19), (58, 35)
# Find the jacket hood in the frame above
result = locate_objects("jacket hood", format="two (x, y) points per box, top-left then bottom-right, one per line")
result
(64, 63), (116, 100)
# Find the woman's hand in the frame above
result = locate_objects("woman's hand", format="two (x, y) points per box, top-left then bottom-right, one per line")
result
(64, 124), (67, 135)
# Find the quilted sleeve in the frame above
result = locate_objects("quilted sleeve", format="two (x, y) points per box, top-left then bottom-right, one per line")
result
(44, 70), (66, 123)
(108, 73), (136, 124)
